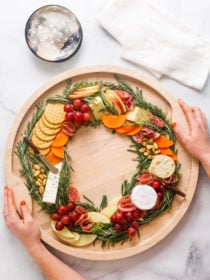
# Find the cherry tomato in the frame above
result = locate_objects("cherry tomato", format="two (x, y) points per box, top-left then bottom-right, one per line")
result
(71, 211), (80, 222)
(64, 103), (73, 113)
(55, 221), (64, 231)
(152, 180), (161, 190)
(111, 214), (117, 223)
(114, 223), (123, 232)
(61, 215), (71, 225)
(80, 103), (90, 112)
(82, 112), (91, 122)
(157, 192), (164, 201)
(51, 213), (61, 221)
(73, 99), (83, 110)
(67, 222), (74, 230)
(73, 111), (83, 121)
(125, 211), (134, 222)
(69, 186), (80, 202)
(132, 209), (144, 219)
(131, 220), (139, 229)
(116, 212), (124, 223)
(57, 205), (68, 216)
(159, 184), (165, 192)
(65, 112), (74, 122)
(127, 227), (136, 237)
(73, 120), (83, 129)
(67, 201), (75, 211)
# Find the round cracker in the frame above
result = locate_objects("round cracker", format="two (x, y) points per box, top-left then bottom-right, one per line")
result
(33, 123), (57, 142)
(44, 103), (65, 124)
(39, 147), (51, 156)
(31, 134), (54, 149)
(42, 114), (62, 129)
(148, 155), (175, 179)
(38, 118), (61, 136)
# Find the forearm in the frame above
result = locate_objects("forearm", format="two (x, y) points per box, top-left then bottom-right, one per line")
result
(200, 153), (210, 178)
(26, 242), (85, 280)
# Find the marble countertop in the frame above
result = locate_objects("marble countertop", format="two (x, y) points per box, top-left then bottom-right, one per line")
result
(1, 0), (210, 279)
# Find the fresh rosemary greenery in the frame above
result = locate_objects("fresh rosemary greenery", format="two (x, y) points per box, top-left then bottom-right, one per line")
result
(16, 75), (181, 248)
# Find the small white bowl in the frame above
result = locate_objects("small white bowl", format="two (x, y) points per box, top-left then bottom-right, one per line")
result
(25, 5), (83, 62)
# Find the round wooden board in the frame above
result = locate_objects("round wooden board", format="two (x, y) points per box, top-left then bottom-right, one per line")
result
(5, 66), (198, 260)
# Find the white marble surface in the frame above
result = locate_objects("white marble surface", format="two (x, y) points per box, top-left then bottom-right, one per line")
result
(1, 1), (210, 279)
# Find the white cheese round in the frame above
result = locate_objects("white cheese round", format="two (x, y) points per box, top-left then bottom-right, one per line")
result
(131, 185), (158, 210)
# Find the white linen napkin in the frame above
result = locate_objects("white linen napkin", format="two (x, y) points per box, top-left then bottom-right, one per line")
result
(97, 0), (210, 90)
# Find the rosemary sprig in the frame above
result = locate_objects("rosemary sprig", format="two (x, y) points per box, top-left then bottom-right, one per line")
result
(47, 95), (71, 104)
(93, 224), (129, 247)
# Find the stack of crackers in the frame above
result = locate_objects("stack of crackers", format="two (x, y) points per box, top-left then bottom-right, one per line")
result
(31, 103), (65, 155)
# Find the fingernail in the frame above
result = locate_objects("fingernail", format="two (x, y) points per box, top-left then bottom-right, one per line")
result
(4, 186), (9, 190)
(20, 200), (26, 206)
(172, 122), (177, 128)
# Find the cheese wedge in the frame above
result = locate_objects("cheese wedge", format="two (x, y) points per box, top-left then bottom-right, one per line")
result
(42, 162), (63, 204)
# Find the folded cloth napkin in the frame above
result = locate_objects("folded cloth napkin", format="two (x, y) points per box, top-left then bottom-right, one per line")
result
(97, 0), (210, 90)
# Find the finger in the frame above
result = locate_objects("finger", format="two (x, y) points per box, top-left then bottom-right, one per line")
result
(20, 202), (33, 223)
(177, 99), (195, 127)
(200, 111), (209, 130)
(173, 123), (190, 145)
(7, 188), (21, 220)
(3, 186), (9, 213)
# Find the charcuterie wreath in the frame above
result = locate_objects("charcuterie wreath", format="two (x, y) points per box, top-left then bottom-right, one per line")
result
(17, 76), (185, 248)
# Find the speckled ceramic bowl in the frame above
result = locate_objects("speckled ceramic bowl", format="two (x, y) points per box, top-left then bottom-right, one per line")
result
(25, 5), (83, 62)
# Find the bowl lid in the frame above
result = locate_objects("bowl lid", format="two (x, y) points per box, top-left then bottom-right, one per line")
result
(25, 5), (83, 62)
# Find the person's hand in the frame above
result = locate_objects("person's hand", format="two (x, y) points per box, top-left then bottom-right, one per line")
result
(173, 99), (210, 161)
(3, 186), (41, 250)
(173, 99), (210, 177)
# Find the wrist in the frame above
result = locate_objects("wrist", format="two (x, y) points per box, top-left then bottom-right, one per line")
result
(199, 152), (210, 178)
(24, 239), (43, 255)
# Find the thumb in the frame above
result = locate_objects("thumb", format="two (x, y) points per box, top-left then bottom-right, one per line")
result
(20, 201), (33, 222)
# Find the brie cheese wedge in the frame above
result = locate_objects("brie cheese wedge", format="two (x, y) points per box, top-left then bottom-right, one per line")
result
(42, 162), (63, 204)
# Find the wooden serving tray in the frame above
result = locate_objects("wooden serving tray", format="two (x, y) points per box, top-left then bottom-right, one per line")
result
(5, 66), (198, 260)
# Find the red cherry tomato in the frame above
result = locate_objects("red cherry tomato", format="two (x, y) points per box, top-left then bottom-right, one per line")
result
(67, 201), (76, 211)
(69, 186), (80, 202)
(57, 205), (68, 216)
(82, 112), (91, 122)
(131, 220), (139, 229)
(114, 223), (123, 232)
(65, 112), (74, 122)
(152, 180), (161, 190)
(127, 227), (136, 237)
(74, 120), (83, 129)
(132, 209), (146, 219)
(64, 103), (73, 113)
(111, 214), (117, 223)
(73, 99), (83, 110)
(80, 103), (90, 112)
(61, 215), (71, 225)
(116, 212), (125, 223)
(55, 221), (64, 231)
(125, 211), (134, 222)
(51, 213), (61, 221)
(74, 111), (83, 121)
